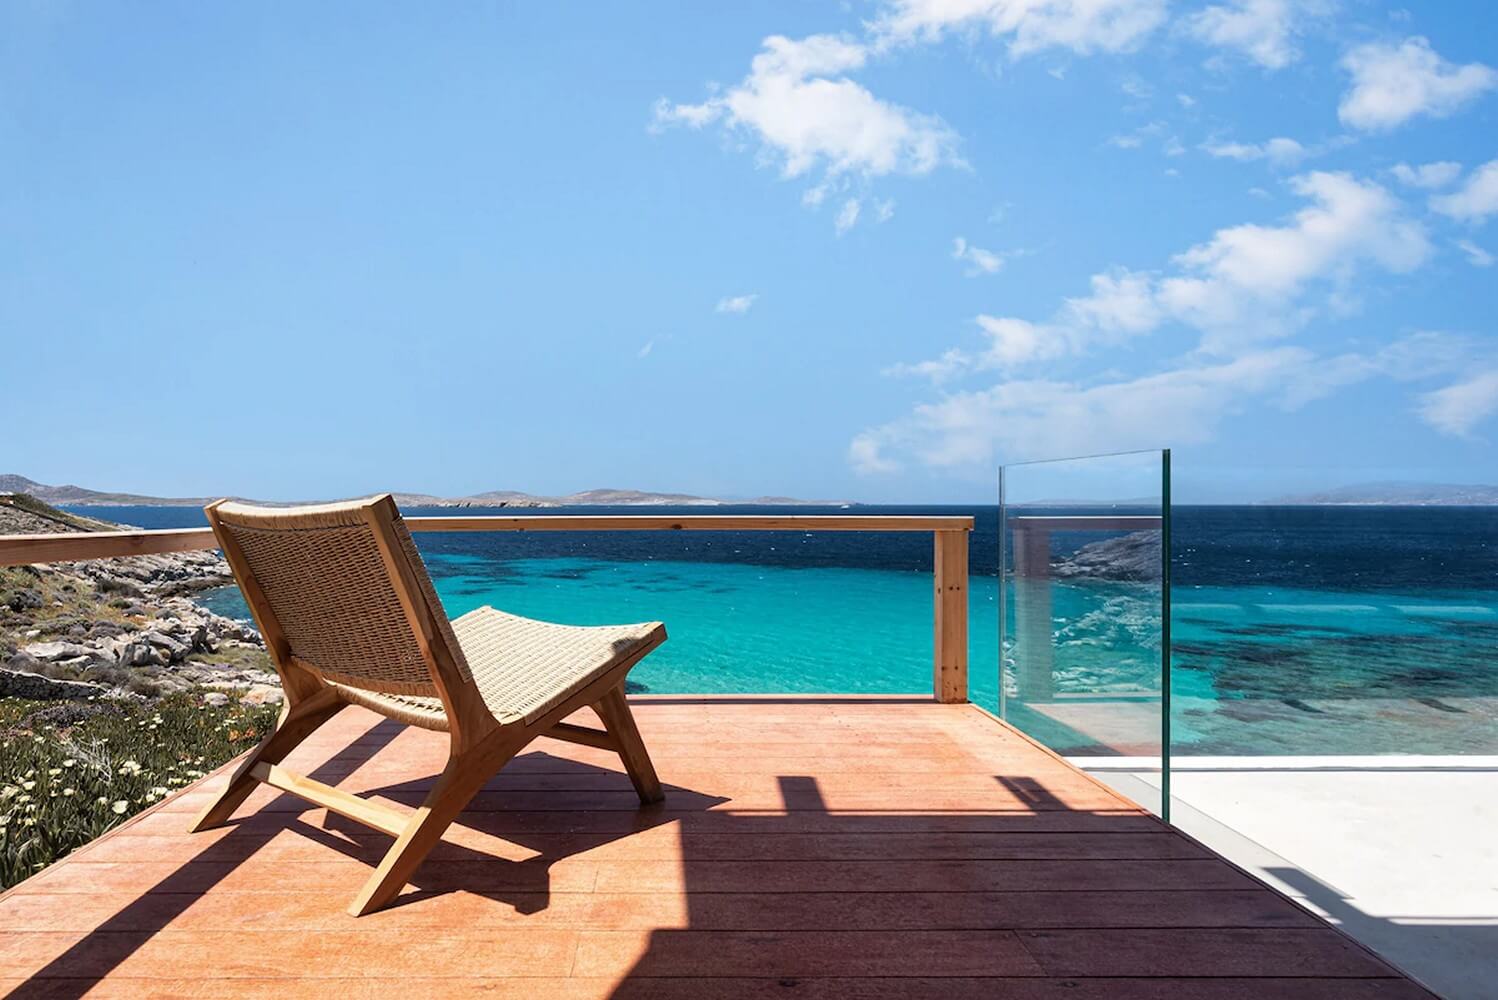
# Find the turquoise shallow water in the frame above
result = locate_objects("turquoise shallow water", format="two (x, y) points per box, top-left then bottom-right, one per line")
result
(195, 559), (1498, 755)
(85, 503), (1498, 756)
(426, 554), (1002, 701)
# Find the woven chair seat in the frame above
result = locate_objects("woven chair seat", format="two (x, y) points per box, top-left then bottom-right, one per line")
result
(332, 606), (662, 731)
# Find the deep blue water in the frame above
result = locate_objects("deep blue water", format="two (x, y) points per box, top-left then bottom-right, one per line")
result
(76, 503), (1498, 588)
(69, 503), (1498, 755)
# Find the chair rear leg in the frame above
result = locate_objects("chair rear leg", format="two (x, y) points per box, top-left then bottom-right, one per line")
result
(189, 689), (345, 833)
(595, 684), (663, 804)
(347, 739), (520, 916)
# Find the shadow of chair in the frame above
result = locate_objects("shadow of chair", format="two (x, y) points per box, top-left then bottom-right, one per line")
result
(9, 718), (725, 998)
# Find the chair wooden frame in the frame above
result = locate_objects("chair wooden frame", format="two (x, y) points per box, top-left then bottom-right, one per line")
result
(188, 495), (665, 916)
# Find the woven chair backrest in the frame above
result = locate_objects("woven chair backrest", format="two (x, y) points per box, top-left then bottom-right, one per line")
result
(208, 496), (466, 696)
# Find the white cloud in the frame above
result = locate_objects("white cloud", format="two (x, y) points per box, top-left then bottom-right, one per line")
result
(883, 347), (974, 383)
(1430, 159), (1498, 223)
(1120, 74), (1153, 100)
(1457, 239), (1495, 268)
(893, 171), (1430, 380)
(976, 316), (1067, 365)
(874, 198), (897, 222)
(1061, 268), (1163, 334)
(637, 340), (655, 358)
(835, 198), (862, 235)
(653, 34), (962, 184)
(651, 101), (720, 130)
(854, 348), (1316, 470)
(1202, 136), (1307, 167)
(1187, 0), (1318, 70)
(849, 433), (901, 474)
(715, 294), (758, 314)
(1177, 93), (1198, 108)
(1338, 37), (1498, 131)
(952, 236), (1005, 275)
(864, 174), (1445, 470)
(1107, 120), (1180, 155)
(1158, 172), (1429, 349)
(871, 0), (1167, 57)
(1419, 370), (1498, 436)
(1390, 160), (1463, 189)
(859, 330), (1490, 472)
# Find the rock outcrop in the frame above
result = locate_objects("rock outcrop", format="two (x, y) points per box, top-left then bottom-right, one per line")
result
(0, 494), (277, 704)
(1051, 530), (1163, 582)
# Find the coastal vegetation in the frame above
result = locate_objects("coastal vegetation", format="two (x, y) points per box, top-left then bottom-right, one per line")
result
(0, 692), (278, 888)
(0, 494), (286, 885)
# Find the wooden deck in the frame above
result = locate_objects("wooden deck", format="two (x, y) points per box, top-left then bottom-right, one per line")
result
(0, 698), (1432, 998)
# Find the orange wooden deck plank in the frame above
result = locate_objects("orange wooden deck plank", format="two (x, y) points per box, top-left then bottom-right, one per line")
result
(0, 888), (1322, 934)
(0, 700), (1434, 998)
(0, 978), (1442, 1000)
(72, 828), (1213, 865)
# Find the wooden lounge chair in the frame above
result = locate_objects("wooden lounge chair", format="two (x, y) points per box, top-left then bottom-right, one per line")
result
(188, 494), (666, 915)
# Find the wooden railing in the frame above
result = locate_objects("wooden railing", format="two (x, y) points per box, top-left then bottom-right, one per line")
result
(0, 514), (975, 702)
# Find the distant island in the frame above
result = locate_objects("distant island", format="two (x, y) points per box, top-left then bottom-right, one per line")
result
(0, 475), (847, 509)
(1265, 481), (1498, 506)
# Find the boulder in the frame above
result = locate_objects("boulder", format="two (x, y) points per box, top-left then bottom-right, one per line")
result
(23, 641), (93, 661)
(117, 642), (165, 667)
(202, 691), (230, 708)
(143, 631), (190, 663)
(0, 667), (110, 701)
(5, 588), (43, 612)
(94, 575), (144, 597)
(239, 685), (284, 707)
(6, 650), (43, 673)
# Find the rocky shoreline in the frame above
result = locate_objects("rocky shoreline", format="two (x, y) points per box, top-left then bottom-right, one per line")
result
(0, 495), (279, 706)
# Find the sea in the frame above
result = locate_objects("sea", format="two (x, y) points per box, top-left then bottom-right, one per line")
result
(67, 504), (1498, 757)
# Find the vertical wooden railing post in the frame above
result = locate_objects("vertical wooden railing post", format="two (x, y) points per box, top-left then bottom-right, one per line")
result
(933, 529), (969, 703)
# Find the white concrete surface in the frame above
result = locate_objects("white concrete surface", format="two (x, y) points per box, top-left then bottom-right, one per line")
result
(1079, 756), (1498, 1000)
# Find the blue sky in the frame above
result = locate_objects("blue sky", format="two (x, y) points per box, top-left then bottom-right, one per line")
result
(3, 1), (1496, 503)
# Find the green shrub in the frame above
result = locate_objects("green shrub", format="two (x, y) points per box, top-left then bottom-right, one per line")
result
(0, 693), (279, 889)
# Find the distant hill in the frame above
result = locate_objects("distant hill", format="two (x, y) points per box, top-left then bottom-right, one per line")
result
(0, 475), (843, 508)
(1266, 481), (1498, 506)
(0, 475), (212, 507)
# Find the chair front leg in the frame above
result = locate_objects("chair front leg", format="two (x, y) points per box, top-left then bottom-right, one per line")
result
(594, 684), (663, 804)
(346, 732), (525, 916)
(189, 686), (345, 833)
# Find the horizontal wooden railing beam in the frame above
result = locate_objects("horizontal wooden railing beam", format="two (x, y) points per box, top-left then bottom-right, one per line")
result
(405, 515), (975, 533)
(0, 528), (217, 567)
(0, 516), (975, 568)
